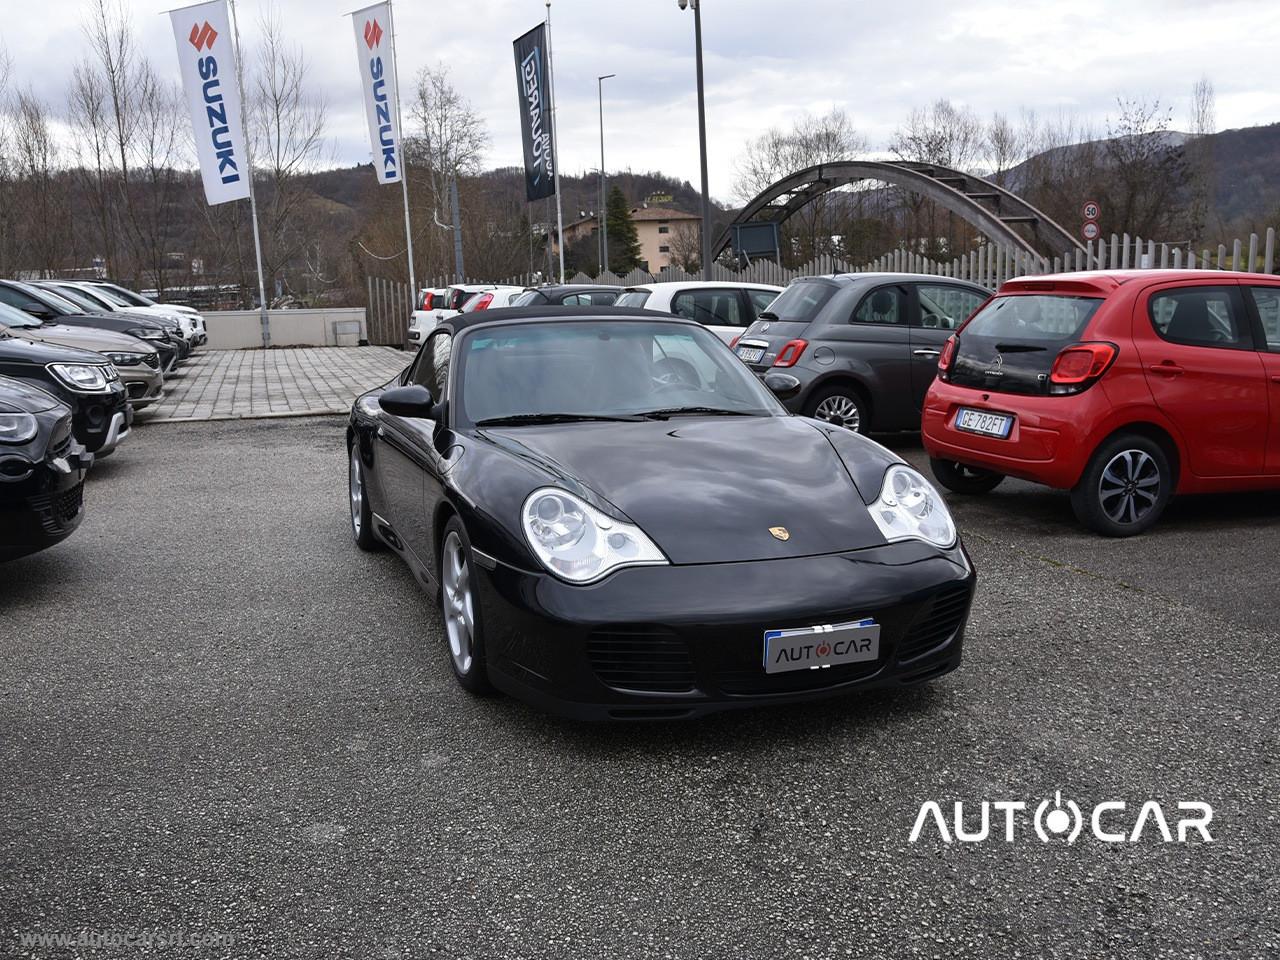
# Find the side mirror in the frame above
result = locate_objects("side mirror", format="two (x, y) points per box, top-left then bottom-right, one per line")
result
(763, 372), (802, 401)
(379, 384), (438, 419)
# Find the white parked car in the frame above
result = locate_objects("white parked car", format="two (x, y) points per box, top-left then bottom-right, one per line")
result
(58, 281), (202, 347)
(614, 281), (783, 342)
(408, 284), (520, 345)
(84, 281), (207, 346)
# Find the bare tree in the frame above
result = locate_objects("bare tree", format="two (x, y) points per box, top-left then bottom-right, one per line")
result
(666, 220), (702, 272)
(732, 108), (867, 265)
(10, 90), (72, 275)
(985, 110), (1038, 186)
(407, 64), (489, 280)
(68, 63), (119, 276)
(249, 9), (332, 303)
(1186, 76), (1217, 244)
(1103, 97), (1187, 239)
(890, 99), (985, 171)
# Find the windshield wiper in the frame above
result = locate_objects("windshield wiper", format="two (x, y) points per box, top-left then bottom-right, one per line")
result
(636, 406), (756, 420)
(475, 412), (645, 427)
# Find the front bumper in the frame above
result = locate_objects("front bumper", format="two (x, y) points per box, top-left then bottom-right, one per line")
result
(121, 367), (164, 408)
(0, 445), (90, 562)
(476, 540), (975, 720)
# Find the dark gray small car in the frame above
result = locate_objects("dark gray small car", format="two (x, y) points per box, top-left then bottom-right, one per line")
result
(733, 273), (990, 432)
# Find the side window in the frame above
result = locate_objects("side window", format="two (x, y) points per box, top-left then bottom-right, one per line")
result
(411, 331), (453, 402)
(749, 290), (777, 318)
(917, 285), (986, 330)
(562, 294), (589, 306)
(0, 287), (42, 313)
(589, 291), (619, 305)
(852, 287), (904, 325)
(671, 289), (743, 327)
(1247, 286), (1280, 352)
(1149, 287), (1253, 350)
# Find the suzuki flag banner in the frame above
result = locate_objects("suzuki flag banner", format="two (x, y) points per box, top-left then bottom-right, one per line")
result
(169, 0), (251, 206)
(351, 2), (403, 186)
(513, 24), (556, 202)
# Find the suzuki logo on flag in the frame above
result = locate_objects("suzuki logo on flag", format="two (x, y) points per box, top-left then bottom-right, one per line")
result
(189, 21), (218, 51)
(351, 3), (402, 185)
(364, 19), (383, 49)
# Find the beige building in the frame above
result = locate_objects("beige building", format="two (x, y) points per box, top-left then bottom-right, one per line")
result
(553, 205), (702, 273)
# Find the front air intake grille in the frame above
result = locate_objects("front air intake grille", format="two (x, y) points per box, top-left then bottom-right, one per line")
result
(897, 584), (972, 662)
(26, 481), (84, 535)
(587, 627), (696, 694)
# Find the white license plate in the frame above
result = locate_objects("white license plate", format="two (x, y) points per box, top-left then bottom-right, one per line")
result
(737, 346), (765, 364)
(763, 619), (881, 674)
(955, 407), (1013, 438)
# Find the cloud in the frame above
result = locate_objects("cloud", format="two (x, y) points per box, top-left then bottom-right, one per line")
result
(7, 0), (1280, 204)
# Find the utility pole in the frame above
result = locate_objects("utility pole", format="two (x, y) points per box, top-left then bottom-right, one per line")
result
(598, 73), (616, 274)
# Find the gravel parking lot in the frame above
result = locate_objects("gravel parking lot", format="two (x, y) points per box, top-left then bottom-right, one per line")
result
(2, 417), (1277, 959)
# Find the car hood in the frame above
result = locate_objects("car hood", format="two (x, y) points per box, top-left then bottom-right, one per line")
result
(0, 375), (63, 414)
(14, 323), (156, 354)
(0, 328), (108, 365)
(479, 415), (890, 564)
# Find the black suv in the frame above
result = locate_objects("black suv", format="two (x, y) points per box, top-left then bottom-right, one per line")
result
(0, 328), (130, 456)
(733, 273), (990, 433)
(0, 376), (92, 561)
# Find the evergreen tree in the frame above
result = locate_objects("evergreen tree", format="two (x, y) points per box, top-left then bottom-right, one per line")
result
(605, 186), (642, 274)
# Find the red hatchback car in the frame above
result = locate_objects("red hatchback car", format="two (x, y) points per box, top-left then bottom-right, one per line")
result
(922, 270), (1280, 535)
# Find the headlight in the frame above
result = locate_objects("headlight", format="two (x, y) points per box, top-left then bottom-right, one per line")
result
(869, 465), (957, 548)
(104, 352), (146, 366)
(522, 487), (667, 583)
(131, 328), (166, 340)
(48, 363), (112, 392)
(0, 412), (38, 444)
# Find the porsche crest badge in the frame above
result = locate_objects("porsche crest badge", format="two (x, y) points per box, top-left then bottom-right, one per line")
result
(769, 526), (791, 542)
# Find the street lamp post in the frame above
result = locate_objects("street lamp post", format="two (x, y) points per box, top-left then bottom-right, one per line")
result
(598, 73), (616, 275)
(678, 0), (712, 280)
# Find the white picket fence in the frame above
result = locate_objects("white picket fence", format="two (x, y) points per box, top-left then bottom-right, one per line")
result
(480, 228), (1280, 293)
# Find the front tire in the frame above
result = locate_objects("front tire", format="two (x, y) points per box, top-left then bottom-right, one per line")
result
(805, 384), (868, 433)
(349, 442), (379, 551)
(930, 458), (1005, 495)
(439, 518), (493, 694)
(1070, 434), (1172, 537)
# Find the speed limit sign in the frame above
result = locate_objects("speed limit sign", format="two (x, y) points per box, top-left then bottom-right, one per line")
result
(1082, 220), (1101, 242)
(1082, 200), (1101, 221)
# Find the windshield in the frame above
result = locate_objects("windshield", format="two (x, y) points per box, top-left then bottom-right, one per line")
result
(616, 290), (651, 308)
(0, 301), (41, 328)
(12, 284), (77, 316)
(101, 283), (152, 306)
(44, 285), (104, 312)
(456, 320), (783, 426)
(760, 280), (835, 323)
(961, 294), (1102, 342)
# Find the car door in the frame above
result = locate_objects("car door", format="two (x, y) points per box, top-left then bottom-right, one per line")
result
(670, 287), (746, 343)
(1134, 282), (1268, 478)
(910, 284), (989, 410)
(1243, 282), (1280, 474)
(819, 283), (914, 429)
(375, 330), (452, 566)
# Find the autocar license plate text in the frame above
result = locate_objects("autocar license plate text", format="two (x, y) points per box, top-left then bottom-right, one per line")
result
(763, 619), (880, 674)
(955, 408), (1013, 438)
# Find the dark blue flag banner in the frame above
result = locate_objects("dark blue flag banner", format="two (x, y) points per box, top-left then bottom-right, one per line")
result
(513, 24), (556, 202)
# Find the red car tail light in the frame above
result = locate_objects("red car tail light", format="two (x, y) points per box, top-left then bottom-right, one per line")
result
(938, 335), (958, 381)
(772, 339), (808, 368)
(729, 335), (741, 349)
(472, 293), (495, 311)
(421, 292), (434, 310)
(1049, 341), (1118, 394)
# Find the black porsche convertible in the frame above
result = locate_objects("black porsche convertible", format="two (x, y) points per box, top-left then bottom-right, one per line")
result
(347, 307), (975, 719)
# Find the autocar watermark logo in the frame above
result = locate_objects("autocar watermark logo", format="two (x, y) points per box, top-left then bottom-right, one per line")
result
(188, 21), (217, 51)
(909, 792), (1214, 844)
(17, 929), (236, 950)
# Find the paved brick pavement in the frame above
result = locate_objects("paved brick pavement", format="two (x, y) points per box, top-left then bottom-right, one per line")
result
(137, 347), (409, 422)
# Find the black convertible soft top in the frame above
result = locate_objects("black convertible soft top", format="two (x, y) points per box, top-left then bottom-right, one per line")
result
(442, 305), (683, 333)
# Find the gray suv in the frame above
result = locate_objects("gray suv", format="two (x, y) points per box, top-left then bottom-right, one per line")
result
(733, 273), (989, 432)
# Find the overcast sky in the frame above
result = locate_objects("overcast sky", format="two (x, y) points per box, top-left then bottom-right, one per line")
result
(7, 0), (1280, 204)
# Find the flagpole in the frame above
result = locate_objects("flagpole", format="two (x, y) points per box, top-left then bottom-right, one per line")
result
(386, 0), (417, 306)
(544, 0), (565, 283)
(227, 0), (271, 347)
